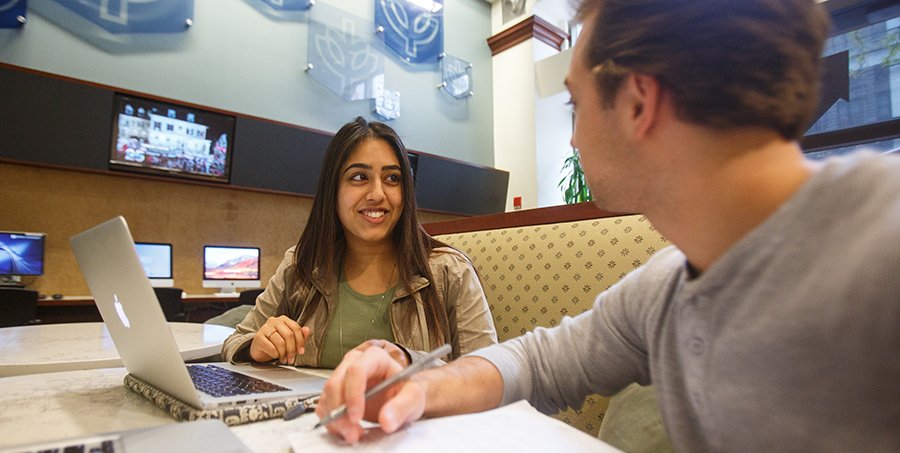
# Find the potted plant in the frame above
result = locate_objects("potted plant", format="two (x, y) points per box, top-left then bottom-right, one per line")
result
(558, 148), (592, 204)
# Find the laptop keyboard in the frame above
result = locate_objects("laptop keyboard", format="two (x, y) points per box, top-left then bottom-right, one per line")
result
(187, 364), (290, 397)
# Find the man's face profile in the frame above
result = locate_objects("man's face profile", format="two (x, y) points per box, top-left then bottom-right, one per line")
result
(565, 14), (633, 212)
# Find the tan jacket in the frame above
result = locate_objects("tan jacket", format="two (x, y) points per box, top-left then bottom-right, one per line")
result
(221, 246), (498, 366)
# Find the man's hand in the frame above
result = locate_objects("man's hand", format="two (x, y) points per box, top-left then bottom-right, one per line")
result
(315, 342), (504, 444)
(315, 345), (427, 444)
(249, 315), (310, 364)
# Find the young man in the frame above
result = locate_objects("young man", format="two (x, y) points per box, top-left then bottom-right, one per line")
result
(316, 1), (900, 450)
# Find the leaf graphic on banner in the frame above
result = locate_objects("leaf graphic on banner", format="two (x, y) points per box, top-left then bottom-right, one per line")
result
(307, 5), (384, 101)
(376, 0), (443, 64)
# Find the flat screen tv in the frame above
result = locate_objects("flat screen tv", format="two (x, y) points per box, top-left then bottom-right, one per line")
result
(109, 93), (236, 183)
(134, 242), (174, 288)
(202, 245), (261, 296)
(0, 231), (46, 286)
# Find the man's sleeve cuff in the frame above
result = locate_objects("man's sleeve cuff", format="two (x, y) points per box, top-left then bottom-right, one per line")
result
(467, 342), (532, 405)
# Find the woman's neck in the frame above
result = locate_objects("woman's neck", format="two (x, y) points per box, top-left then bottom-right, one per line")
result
(343, 242), (398, 296)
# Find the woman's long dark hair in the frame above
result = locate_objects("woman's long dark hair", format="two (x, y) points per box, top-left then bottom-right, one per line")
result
(294, 117), (449, 347)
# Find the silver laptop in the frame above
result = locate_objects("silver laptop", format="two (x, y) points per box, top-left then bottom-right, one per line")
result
(2, 420), (249, 453)
(70, 216), (326, 410)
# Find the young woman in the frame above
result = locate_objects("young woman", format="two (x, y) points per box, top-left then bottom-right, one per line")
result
(222, 117), (497, 368)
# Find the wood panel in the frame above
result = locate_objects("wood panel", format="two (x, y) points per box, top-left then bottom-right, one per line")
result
(0, 62), (508, 216)
(423, 201), (626, 236)
(487, 15), (569, 56)
(2, 162), (459, 297)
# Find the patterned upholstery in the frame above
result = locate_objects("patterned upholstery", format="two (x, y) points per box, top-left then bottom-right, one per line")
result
(435, 214), (669, 435)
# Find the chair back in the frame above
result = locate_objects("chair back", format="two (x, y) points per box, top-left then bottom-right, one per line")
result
(204, 305), (254, 329)
(238, 288), (264, 306)
(435, 214), (670, 436)
(153, 287), (185, 322)
(0, 288), (39, 327)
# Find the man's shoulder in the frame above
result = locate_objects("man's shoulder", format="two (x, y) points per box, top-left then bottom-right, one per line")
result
(630, 245), (686, 286)
(813, 153), (900, 231)
(599, 245), (685, 312)
(815, 152), (900, 194)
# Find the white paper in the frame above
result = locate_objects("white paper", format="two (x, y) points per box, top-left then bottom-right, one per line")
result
(287, 400), (619, 452)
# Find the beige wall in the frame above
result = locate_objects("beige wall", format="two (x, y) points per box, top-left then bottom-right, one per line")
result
(1, 162), (458, 297)
(490, 0), (574, 211)
(492, 40), (538, 211)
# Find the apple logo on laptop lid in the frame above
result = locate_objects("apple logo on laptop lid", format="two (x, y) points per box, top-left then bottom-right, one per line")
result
(113, 294), (131, 328)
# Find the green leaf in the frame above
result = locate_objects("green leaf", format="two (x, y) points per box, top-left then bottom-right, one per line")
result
(559, 148), (592, 204)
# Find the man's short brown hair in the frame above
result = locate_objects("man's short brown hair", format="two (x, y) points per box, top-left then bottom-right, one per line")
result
(577, 0), (831, 140)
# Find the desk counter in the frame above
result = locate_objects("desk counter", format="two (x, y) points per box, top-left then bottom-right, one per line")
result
(37, 294), (241, 307)
(0, 322), (234, 377)
(36, 294), (243, 323)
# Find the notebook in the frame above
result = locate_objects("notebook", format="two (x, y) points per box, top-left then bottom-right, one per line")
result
(4, 419), (250, 453)
(70, 216), (327, 424)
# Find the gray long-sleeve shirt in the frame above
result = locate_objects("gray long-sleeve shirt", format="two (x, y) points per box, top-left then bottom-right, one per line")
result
(473, 153), (900, 452)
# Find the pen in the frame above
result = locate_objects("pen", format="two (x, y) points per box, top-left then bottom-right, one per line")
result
(312, 343), (451, 430)
(282, 394), (321, 421)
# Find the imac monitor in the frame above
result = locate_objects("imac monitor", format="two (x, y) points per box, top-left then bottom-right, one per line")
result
(109, 93), (236, 183)
(0, 231), (46, 286)
(202, 246), (260, 296)
(134, 242), (174, 288)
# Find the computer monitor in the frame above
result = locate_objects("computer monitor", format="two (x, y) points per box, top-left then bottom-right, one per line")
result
(0, 231), (46, 286)
(134, 242), (174, 288)
(202, 245), (260, 296)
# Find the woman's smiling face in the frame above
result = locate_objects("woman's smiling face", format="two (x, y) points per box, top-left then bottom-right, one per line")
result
(336, 138), (404, 248)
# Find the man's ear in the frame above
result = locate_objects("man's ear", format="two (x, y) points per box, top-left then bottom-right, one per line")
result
(622, 73), (663, 140)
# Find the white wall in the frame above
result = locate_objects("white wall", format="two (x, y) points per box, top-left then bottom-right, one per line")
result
(492, 40), (537, 211)
(0, 0), (495, 166)
(535, 90), (571, 207)
(491, 0), (537, 32)
(534, 47), (573, 207)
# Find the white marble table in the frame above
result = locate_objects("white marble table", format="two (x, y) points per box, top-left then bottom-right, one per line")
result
(0, 368), (611, 453)
(0, 322), (234, 376)
(0, 367), (317, 452)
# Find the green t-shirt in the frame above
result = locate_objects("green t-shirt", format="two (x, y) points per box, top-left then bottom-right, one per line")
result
(319, 277), (395, 368)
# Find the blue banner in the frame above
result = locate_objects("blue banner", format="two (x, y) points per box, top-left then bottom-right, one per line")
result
(375, 0), (443, 64)
(45, 0), (193, 33)
(308, 4), (385, 101)
(0, 0), (27, 28)
(259, 0), (311, 10)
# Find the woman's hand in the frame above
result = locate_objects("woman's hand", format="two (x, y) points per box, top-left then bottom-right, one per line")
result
(354, 339), (411, 367)
(249, 315), (310, 364)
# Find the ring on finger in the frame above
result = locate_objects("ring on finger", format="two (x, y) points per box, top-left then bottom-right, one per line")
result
(267, 330), (278, 339)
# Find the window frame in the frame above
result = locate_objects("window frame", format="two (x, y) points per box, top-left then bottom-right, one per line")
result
(801, 0), (900, 154)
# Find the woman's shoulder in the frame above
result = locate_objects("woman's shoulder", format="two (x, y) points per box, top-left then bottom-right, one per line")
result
(428, 246), (475, 273)
(429, 245), (471, 261)
(274, 246), (298, 271)
(271, 246), (301, 286)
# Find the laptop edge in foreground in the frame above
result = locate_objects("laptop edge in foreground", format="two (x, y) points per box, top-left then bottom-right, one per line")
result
(70, 216), (326, 410)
